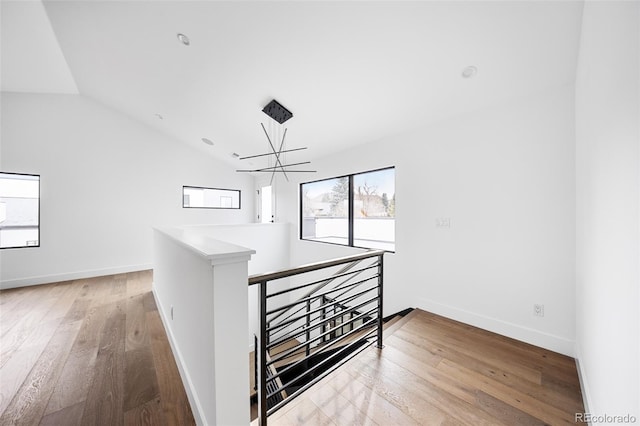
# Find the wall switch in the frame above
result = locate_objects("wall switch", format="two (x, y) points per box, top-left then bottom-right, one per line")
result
(533, 304), (544, 317)
(436, 218), (451, 228)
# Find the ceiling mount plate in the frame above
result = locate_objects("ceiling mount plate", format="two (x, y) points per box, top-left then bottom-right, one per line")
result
(262, 99), (293, 124)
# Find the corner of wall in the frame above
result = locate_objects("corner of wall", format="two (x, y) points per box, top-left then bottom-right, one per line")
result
(573, 343), (592, 416)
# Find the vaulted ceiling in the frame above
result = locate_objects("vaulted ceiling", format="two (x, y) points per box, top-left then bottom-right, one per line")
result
(1, 1), (584, 168)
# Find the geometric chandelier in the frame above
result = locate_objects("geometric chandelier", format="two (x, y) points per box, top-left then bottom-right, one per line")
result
(236, 99), (315, 184)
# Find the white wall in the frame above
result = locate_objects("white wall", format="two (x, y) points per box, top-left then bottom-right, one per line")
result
(575, 1), (639, 419)
(0, 93), (254, 288)
(152, 228), (254, 426)
(278, 85), (577, 355)
(178, 222), (291, 347)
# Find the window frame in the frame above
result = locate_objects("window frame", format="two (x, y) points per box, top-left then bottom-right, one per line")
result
(299, 166), (395, 252)
(0, 171), (41, 250)
(182, 185), (241, 210)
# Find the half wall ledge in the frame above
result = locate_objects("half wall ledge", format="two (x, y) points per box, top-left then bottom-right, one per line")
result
(153, 226), (256, 426)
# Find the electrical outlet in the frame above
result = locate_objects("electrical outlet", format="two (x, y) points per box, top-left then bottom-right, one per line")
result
(533, 304), (544, 317)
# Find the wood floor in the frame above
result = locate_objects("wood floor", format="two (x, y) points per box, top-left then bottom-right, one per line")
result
(267, 309), (586, 425)
(0, 271), (195, 426)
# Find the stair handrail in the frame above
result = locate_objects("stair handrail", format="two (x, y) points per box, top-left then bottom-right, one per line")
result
(248, 249), (384, 284)
(249, 250), (383, 326)
(249, 249), (385, 426)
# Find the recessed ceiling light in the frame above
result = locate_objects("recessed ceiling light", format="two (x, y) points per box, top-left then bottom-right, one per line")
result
(177, 33), (190, 46)
(462, 66), (477, 79)
(202, 138), (214, 146)
(155, 113), (163, 120)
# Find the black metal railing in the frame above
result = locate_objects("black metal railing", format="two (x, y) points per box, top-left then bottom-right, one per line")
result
(248, 250), (385, 426)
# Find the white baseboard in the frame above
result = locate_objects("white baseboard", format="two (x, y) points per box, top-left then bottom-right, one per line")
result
(0, 264), (153, 290)
(417, 297), (576, 357)
(152, 286), (206, 426)
(574, 345), (593, 420)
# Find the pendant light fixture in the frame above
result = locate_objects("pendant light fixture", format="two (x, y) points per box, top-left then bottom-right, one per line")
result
(236, 99), (316, 184)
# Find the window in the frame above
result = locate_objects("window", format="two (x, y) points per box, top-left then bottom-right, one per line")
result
(0, 172), (40, 249)
(300, 167), (395, 251)
(182, 186), (240, 209)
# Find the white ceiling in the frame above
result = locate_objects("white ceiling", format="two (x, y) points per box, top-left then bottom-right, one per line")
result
(1, 0), (78, 94)
(1, 1), (584, 169)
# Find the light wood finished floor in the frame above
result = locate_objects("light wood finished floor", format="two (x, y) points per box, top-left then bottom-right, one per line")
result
(0, 271), (195, 426)
(267, 309), (586, 425)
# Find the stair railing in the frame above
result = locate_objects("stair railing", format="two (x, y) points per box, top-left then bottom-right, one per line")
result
(248, 249), (385, 426)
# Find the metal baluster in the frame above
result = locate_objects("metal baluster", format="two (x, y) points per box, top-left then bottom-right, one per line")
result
(259, 280), (268, 426)
(305, 299), (311, 356)
(254, 335), (258, 393)
(377, 254), (384, 349)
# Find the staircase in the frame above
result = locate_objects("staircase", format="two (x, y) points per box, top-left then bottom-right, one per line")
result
(249, 307), (415, 422)
(248, 250), (388, 425)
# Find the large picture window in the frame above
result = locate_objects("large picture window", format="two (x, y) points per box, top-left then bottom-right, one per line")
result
(301, 167), (395, 251)
(0, 172), (40, 249)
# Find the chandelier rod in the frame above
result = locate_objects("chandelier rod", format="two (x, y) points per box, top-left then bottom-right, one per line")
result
(260, 123), (289, 182)
(239, 147), (307, 161)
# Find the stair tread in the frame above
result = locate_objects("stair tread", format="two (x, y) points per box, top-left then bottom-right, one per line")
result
(250, 309), (416, 399)
(383, 309), (418, 339)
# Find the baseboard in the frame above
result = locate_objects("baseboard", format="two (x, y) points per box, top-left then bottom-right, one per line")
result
(152, 285), (206, 426)
(417, 297), (575, 357)
(0, 264), (153, 290)
(574, 345), (593, 420)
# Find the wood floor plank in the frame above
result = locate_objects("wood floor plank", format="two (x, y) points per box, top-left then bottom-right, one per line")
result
(380, 355), (503, 426)
(436, 358), (576, 425)
(70, 304), (110, 356)
(43, 345), (98, 416)
(474, 390), (547, 426)
(416, 310), (576, 372)
(146, 311), (195, 426)
(0, 286), (29, 307)
(126, 272), (149, 297)
(352, 348), (504, 426)
(60, 297), (91, 325)
(0, 320), (83, 426)
(124, 397), (165, 426)
(80, 302), (126, 426)
(0, 338), (51, 417)
(112, 274), (128, 296)
(0, 295), (60, 368)
(0, 271), (195, 426)
(402, 319), (543, 385)
(277, 308), (585, 425)
(343, 349), (453, 425)
(390, 328), (585, 413)
(373, 344), (478, 408)
(85, 276), (119, 309)
(327, 369), (421, 426)
(307, 380), (379, 426)
(124, 347), (160, 412)
(282, 397), (336, 426)
(126, 294), (150, 352)
(142, 292), (158, 312)
(0, 292), (70, 412)
(542, 370), (583, 398)
(42, 281), (82, 322)
(39, 401), (85, 426)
